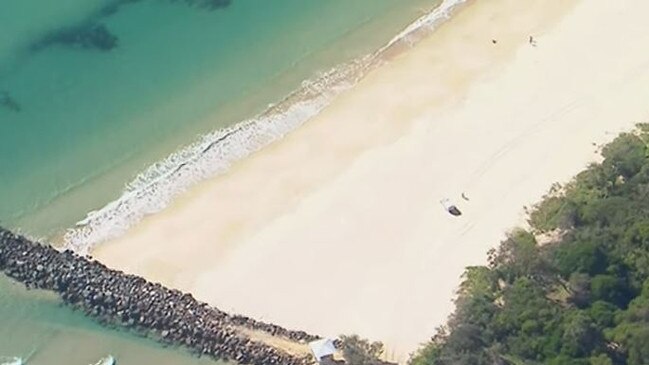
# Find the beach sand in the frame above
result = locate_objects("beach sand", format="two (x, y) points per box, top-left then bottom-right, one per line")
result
(94, 0), (649, 361)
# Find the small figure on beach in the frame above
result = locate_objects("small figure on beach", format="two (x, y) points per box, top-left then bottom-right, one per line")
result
(492, 39), (498, 44)
(529, 36), (537, 47)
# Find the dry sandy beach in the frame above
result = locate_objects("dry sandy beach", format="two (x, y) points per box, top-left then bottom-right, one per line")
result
(95, 0), (649, 361)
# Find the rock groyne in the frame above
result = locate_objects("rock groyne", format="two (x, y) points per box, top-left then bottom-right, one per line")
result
(0, 228), (318, 365)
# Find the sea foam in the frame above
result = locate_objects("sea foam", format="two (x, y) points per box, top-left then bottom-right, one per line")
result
(0, 357), (22, 365)
(64, 0), (467, 254)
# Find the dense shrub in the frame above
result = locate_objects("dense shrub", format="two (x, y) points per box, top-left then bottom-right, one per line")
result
(411, 126), (649, 365)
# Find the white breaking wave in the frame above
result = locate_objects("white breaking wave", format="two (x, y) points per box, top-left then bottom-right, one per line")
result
(90, 355), (115, 365)
(0, 357), (22, 365)
(63, 0), (468, 254)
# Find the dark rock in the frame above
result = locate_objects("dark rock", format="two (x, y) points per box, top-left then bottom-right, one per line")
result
(0, 227), (318, 365)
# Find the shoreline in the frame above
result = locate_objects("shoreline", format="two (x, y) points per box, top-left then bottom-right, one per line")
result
(61, 0), (466, 253)
(94, 0), (649, 362)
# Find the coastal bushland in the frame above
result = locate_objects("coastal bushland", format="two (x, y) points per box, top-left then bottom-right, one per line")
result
(410, 125), (649, 365)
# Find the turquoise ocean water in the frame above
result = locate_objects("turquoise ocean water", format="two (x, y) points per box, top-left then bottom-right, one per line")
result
(1, 0), (440, 238)
(0, 0), (457, 363)
(0, 275), (227, 365)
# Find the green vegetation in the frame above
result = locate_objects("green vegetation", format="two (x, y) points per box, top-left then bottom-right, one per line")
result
(411, 125), (649, 365)
(340, 335), (386, 365)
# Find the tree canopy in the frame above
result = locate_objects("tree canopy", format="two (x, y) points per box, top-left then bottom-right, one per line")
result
(411, 125), (649, 365)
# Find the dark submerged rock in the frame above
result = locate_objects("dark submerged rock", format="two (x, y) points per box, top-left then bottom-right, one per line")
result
(0, 92), (21, 113)
(32, 23), (118, 52)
